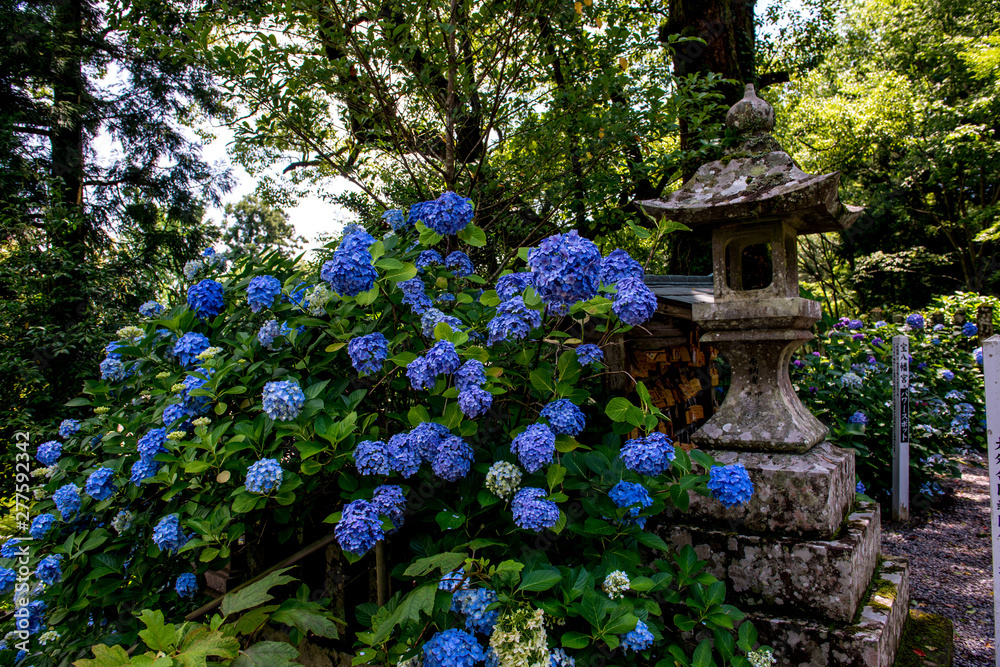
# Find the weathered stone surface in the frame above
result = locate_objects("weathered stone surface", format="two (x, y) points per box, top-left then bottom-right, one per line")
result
(746, 557), (910, 667)
(666, 443), (855, 539)
(659, 502), (881, 622)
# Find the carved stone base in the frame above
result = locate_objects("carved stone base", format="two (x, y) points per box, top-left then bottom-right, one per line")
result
(660, 503), (881, 622)
(664, 443), (855, 539)
(747, 558), (910, 667)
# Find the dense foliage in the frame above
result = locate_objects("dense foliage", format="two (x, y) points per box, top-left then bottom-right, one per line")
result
(2, 196), (770, 667)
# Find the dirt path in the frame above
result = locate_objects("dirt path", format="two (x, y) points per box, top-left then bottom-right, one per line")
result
(881, 456), (994, 667)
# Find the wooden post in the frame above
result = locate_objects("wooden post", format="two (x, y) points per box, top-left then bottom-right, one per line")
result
(983, 335), (1000, 667)
(892, 335), (910, 522)
(978, 305), (994, 340)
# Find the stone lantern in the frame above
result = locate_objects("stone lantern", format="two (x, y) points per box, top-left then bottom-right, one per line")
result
(639, 84), (862, 452)
(639, 86), (910, 666)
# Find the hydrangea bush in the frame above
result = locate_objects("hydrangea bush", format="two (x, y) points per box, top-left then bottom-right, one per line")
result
(790, 314), (985, 501)
(3, 193), (764, 666)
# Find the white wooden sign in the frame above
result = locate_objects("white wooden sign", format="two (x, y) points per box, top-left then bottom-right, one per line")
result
(892, 335), (910, 522)
(983, 335), (1000, 667)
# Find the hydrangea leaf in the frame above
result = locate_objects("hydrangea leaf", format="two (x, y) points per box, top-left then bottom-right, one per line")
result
(229, 641), (299, 667)
(220, 567), (297, 618)
(457, 223), (486, 247)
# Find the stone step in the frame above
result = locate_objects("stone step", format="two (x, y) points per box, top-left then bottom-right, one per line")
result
(747, 557), (910, 667)
(660, 502), (881, 623)
(664, 442), (855, 539)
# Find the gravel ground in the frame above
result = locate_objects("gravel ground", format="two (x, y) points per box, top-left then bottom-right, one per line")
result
(881, 454), (994, 667)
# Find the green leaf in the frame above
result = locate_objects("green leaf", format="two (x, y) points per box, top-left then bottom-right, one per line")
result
(435, 510), (465, 531)
(221, 567), (298, 617)
(737, 621), (758, 652)
(691, 639), (713, 667)
(457, 223), (487, 247)
(72, 644), (133, 667)
(384, 262), (417, 283)
(176, 626), (241, 663)
(479, 290), (502, 307)
(605, 397), (637, 423)
(271, 600), (339, 639)
(137, 609), (177, 652)
(232, 491), (258, 514)
(517, 569), (562, 592)
(416, 221), (443, 247)
(404, 552), (467, 577)
(230, 641), (300, 667)
(529, 368), (553, 394)
(184, 461), (211, 474)
(561, 631), (591, 649)
(546, 464), (566, 490)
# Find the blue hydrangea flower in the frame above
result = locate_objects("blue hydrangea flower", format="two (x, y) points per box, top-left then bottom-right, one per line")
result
(432, 435), (475, 482)
(931, 337), (941, 345)
(35, 554), (62, 586)
(386, 433), (421, 478)
(100, 356), (129, 382)
(609, 480), (653, 528)
(445, 251), (475, 278)
(421, 192), (474, 236)
(974, 347), (983, 364)
(53, 484), (81, 518)
(175, 572), (198, 598)
(458, 386), (493, 418)
(455, 359), (487, 392)
(707, 463), (754, 507)
(840, 372), (863, 389)
(247, 275), (282, 313)
(620, 432), (675, 476)
(246, 458), (283, 493)
(262, 380), (306, 421)
(407, 201), (429, 227)
(421, 308), (464, 338)
(620, 618), (654, 653)
(486, 297), (542, 346)
(510, 424), (555, 473)
(105, 340), (125, 359)
(856, 481), (866, 494)
(382, 209), (408, 231)
(131, 458), (161, 485)
(15, 599), (46, 635)
(36, 555), (62, 585)
(848, 411), (868, 425)
(528, 230), (602, 315)
(599, 249), (644, 285)
(174, 332), (210, 368)
(438, 568), (467, 592)
(905, 313), (924, 330)
(139, 300), (164, 318)
(416, 249), (444, 272)
(36, 440), (62, 466)
(1, 539), (25, 559)
(137, 428), (168, 463)
(371, 484), (407, 530)
(85, 467), (117, 501)
(355, 440), (391, 476)
(963, 322), (978, 337)
(511, 487), (559, 532)
(29, 514), (55, 540)
(187, 279), (225, 319)
(540, 399), (586, 436)
(258, 319), (291, 349)
(335, 499), (384, 555)
(348, 332), (389, 376)
(613, 277), (657, 326)
(933, 323), (945, 331)
(408, 341), (461, 390)
(550, 648), (576, 667)
(162, 404), (190, 428)
(152, 514), (188, 552)
(848, 319), (864, 330)
(321, 247), (378, 297)
(575, 344), (603, 366)
(0, 567), (15, 594)
(940, 369), (955, 381)
(399, 277), (434, 314)
(59, 419), (81, 438)
(423, 628), (485, 667)
(340, 228), (376, 253)
(408, 422), (452, 463)
(451, 587), (499, 635)
(495, 272), (532, 301)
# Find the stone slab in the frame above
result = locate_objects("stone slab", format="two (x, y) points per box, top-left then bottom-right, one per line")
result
(664, 442), (855, 539)
(660, 502), (881, 623)
(747, 557), (910, 667)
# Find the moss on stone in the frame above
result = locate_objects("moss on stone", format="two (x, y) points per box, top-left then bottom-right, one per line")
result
(893, 610), (954, 667)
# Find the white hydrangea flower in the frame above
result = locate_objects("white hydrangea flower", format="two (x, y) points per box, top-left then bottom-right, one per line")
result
(192, 417), (211, 427)
(183, 259), (204, 280)
(116, 325), (144, 340)
(112, 510), (134, 534)
(602, 570), (630, 599)
(197, 346), (223, 360)
(38, 630), (60, 645)
(171, 383), (186, 393)
(489, 606), (550, 667)
(306, 284), (333, 316)
(33, 487), (46, 500)
(485, 461), (522, 499)
(156, 371), (171, 380)
(166, 430), (186, 441)
(94, 406), (110, 415)
(748, 648), (776, 667)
